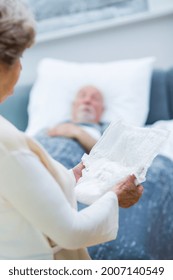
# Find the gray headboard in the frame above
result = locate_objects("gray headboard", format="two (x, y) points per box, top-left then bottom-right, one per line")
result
(146, 68), (173, 124)
(0, 68), (173, 131)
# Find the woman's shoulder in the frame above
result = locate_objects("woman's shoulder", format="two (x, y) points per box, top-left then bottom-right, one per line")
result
(0, 116), (28, 152)
(0, 115), (19, 132)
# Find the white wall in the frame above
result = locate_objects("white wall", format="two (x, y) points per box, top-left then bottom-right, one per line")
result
(19, 8), (173, 85)
(149, 0), (173, 11)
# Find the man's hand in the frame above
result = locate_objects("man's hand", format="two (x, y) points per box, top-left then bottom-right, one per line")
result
(47, 123), (97, 153)
(47, 123), (80, 138)
(72, 162), (85, 183)
(111, 175), (143, 208)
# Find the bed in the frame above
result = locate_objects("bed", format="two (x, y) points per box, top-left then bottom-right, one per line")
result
(0, 58), (173, 259)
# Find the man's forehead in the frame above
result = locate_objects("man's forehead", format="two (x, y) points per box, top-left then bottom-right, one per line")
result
(77, 86), (102, 97)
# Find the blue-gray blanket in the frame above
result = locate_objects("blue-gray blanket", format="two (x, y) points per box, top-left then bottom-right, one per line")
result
(35, 131), (173, 260)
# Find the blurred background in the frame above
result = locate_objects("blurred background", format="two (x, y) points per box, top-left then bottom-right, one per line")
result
(20, 0), (173, 85)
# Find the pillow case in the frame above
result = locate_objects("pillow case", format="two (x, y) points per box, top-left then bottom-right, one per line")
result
(26, 57), (155, 135)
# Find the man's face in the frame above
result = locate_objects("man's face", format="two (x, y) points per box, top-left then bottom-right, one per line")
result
(72, 86), (104, 123)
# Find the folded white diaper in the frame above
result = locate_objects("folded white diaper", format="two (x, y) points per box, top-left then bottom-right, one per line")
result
(75, 120), (169, 205)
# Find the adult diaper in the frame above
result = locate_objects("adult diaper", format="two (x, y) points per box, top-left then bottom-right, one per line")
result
(75, 120), (169, 205)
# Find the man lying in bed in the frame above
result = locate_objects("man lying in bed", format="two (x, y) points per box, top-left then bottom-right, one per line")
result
(35, 85), (107, 168)
(35, 85), (173, 260)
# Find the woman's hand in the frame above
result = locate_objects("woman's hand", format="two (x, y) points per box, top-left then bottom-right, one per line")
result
(72, 162), (85, 183)
(111, 174), (143, 208)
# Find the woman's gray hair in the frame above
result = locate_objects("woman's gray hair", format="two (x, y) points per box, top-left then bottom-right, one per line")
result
(0, 0), (36, 65)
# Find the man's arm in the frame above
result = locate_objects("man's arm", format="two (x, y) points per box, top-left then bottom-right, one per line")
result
(48, 123), (97, 153)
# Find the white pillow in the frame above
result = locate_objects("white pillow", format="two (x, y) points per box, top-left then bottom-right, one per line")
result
(26, 57), (155, 135)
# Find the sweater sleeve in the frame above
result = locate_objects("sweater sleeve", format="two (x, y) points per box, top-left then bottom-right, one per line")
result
(0, 151), (118, 250)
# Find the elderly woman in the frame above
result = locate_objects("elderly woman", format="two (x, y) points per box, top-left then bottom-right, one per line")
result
(0, 0), (143, 260)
